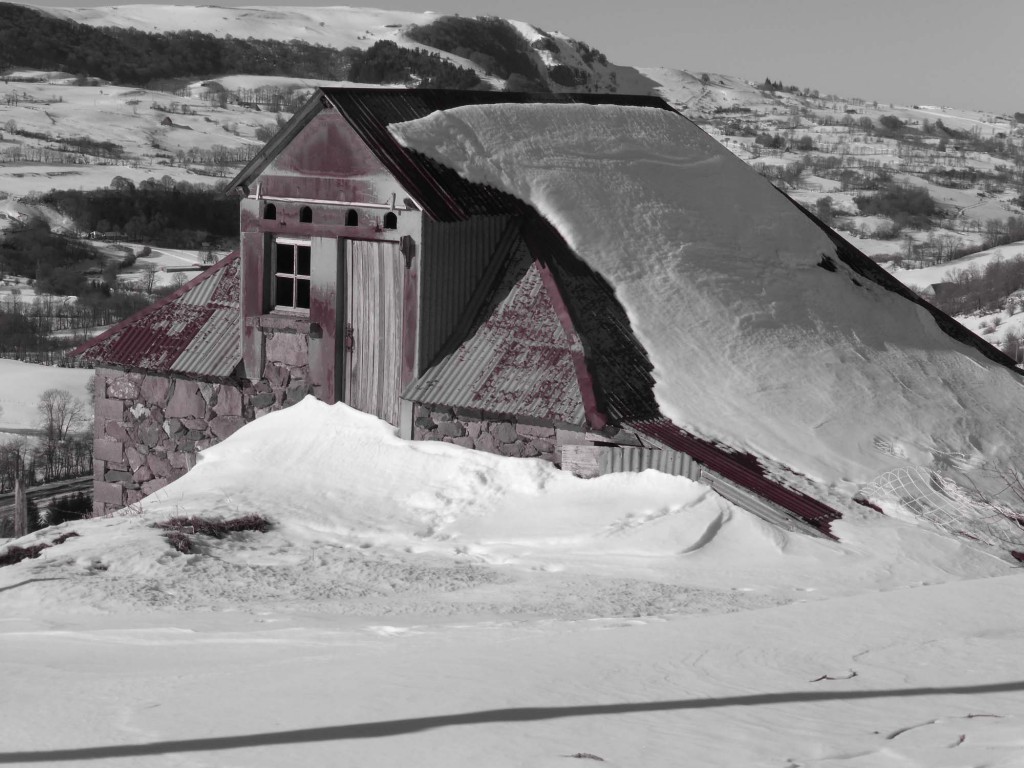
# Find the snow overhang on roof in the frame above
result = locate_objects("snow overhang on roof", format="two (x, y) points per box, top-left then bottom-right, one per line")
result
(70, 253), (242, 380)
(389, 100), (1024, 511)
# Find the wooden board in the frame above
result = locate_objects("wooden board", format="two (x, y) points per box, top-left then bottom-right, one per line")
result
(344, 239), (404, 425)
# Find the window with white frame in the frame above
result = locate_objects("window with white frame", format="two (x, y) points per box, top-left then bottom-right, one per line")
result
(273, 238), (311, 311)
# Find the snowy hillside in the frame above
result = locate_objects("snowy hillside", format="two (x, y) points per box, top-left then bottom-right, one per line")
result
(2, 398), (1022, 766)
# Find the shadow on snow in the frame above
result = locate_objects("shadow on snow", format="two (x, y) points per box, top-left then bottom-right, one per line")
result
(3, 680), (1024, 762)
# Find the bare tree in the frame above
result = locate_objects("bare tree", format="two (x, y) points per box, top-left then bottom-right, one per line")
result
(36, 389), (87, 482)
(37, 388), (85, 443)
(138, 262), (159, 294)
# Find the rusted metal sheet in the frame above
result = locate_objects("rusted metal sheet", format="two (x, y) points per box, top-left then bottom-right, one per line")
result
(406, 245), (585, 425)
(418, 215), (515, 373)
(71, 254), (242, 381)
(699, 469), (833, 539)
(345, 239), (404, 425)
(522, 215), (660, 425)
(628, 418), (842, 537)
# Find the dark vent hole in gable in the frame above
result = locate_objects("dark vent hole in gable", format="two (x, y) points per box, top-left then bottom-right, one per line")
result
(299, 206), (313, 223)
(383, 211), (398, 230)
(263, 203), (277, 220)
(345, 209), (358, 226)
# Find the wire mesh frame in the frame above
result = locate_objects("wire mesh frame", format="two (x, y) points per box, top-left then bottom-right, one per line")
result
(860, 465), (1024, 552)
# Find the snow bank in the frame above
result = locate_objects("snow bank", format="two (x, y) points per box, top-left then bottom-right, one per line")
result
(3, 397), (1020, 766)
(390, 104), (1024, 505)
(3, 398), (1011, 619)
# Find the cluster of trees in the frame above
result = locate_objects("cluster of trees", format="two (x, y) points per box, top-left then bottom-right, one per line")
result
(854, 183), (938, 229)
(41, 177), (239, 248)
(347, 41), (482, 90)
(931, 255), (1024, 316)
(758, 78), (809, 95)
(0, 6), (493, 93)
(981, 215), (1024, 250)
(569, 39), (608, 67)
(0, 4), (352, 85)
(754, 133), (815, 151)
(406, 16), (549, 91)
(0, 291), (150, 362)
(0, 388), (91, 494)
(197, 83), (309, 113)
(0, 223), (97, 295)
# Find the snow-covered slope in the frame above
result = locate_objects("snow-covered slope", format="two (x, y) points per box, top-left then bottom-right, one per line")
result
(46, 4), (435, 49)
(391, 103), (1024, 508)
(2, 398), (1022, 767)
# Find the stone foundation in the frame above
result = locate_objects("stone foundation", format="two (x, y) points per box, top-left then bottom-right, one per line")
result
(92, 362), (313, 517)
(412, 404), (581, 464)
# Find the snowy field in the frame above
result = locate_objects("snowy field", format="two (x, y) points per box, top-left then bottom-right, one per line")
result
(0, 358), (92, 432)
(1, 399), (1022, 767)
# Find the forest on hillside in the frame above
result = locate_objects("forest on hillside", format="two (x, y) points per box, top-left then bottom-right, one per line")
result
(40, 177), (239, 247)
(406, 16), (549, 91)
(0, 4), (483, 90)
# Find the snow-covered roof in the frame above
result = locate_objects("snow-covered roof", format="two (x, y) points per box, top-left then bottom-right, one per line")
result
(71, 253), (241, 379)
(390, 103), (1024, 508)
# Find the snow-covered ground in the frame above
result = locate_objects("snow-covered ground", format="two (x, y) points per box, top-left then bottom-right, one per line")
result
(0, 358), (92, 432)
(1, 398), (1022, 767)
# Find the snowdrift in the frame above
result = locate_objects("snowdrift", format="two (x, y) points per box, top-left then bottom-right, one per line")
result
(1, 398), (1013, 618)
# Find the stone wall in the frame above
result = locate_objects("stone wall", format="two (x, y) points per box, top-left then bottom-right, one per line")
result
(92, 361), (312, 517)
(411, 404), (585, 465)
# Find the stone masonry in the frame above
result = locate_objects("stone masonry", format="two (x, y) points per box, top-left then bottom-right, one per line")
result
(92, 359), (313, 517)
(412, 404), (585, 465)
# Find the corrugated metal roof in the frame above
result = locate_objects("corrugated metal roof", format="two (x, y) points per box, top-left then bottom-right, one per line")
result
(628, 417), (843, 537)
(70, 253), (242, 380)
(319, 88), (677, 222)
(521, 215), (660, 424)
(405, 237), (586, 424)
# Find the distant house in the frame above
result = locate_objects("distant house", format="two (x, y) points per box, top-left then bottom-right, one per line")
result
(72, 88), (1019, 536)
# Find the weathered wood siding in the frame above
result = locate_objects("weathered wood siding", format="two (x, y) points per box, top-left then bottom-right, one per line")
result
(309, 236), (343, 403)
(237, 108), (423, 414)
(345, 239), (404, 425)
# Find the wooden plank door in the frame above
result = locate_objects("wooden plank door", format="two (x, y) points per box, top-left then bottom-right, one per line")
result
(344, 239), (404, 425)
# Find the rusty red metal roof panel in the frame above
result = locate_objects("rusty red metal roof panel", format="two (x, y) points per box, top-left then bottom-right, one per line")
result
(628, 417), (843, 536)
(406, 240), (586, 424)
(70, 253), (242, 380)
(320, 88), (676, 222)
(521, 215), (661, 424)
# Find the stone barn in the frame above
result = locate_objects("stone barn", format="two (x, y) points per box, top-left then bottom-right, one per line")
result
(73, 88), (1020, 535)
